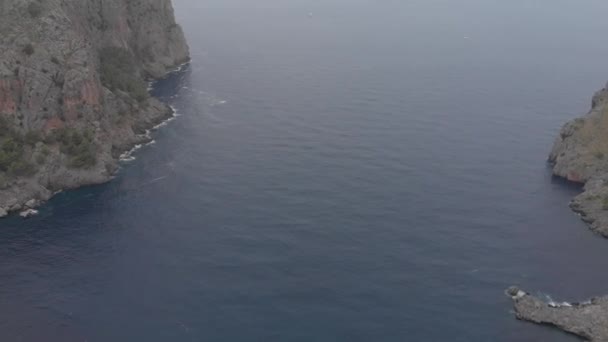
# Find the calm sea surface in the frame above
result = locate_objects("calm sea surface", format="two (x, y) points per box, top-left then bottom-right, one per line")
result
(3, 0), (608, 340)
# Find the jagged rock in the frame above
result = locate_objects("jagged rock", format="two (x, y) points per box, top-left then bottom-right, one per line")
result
(508, 288), (608, 341)
(0, 207), (8, 218)
(24, 199), (37, 208)
(505, 286), (526, 299)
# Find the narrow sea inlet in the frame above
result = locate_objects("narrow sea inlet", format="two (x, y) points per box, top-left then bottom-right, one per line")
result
(3, 0), (608, 340)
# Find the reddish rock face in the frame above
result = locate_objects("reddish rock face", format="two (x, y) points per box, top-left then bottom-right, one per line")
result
(64, 78), (101, 121)
(0, 78), (21, 114)
(567, 171), (583, 183)
(43, 116), (64, 132)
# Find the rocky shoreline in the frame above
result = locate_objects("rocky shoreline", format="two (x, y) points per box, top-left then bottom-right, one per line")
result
(3, 73), (185, 220)
(508, 82), (608, 338)
(507, 286), (608, 341)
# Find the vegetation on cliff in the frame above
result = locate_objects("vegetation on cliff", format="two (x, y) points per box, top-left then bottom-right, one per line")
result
(100, 47), (149, 103)
(51, 128), (97, 169)
(0, 119), (35, 177)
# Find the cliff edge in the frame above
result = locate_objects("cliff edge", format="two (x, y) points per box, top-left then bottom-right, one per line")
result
(0, 0), (189, 214)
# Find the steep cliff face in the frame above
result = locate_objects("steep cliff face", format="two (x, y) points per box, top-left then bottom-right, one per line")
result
(0, 0), (188, 214)
(549, 84), (608, 236)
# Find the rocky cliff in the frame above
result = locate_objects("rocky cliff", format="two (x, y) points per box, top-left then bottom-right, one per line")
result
(0, 0), (189, 214)
(509, 85), (608, 338)
(549, 83), (608, 236)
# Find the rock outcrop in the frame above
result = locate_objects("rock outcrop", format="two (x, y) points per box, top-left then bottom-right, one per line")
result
(0, 0), (189, 214)
(511, 85), (608, 337)
(549, 83), (608, 236)
(508, 287), (608, 341)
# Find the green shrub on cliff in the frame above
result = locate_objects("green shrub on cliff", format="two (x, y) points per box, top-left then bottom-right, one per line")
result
(602, 196), (608, 211)
(24, 130), (41, 146)
(0, 137), (35, 177)
(23, 44), (35, 56)
(8, 159), (36, 176)
(53, 128), (97, 169)
(99, 47), (148, 102)
(27, 2), (42, 18)
(0, 118), (36, 177)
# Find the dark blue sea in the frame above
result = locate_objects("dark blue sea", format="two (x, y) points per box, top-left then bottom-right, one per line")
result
(3, 0), (608, 340)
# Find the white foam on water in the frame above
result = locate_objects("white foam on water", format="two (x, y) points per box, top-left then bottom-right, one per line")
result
(542, 294), (574, 308)
(120, 156), (136, 162)
(153, 116), (176, 130)
(148, 176), (167, 184)
(119, 143), (143, 162)
(118, 62), (187, 164)
(120, 103), (180, 163)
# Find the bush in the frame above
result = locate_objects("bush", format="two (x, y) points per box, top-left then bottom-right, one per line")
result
(53, 128), (97, 169)
(0, 137), (36, 177)
(27, 2), (42, 18)
(602, 196), (608, 211)
(0, 173), (8, 189)
(23, 44), (35, 56)
(99, 47), (148, 102)
(8, 159), (36, 177)
(24, 130), (41, 146)
(41, 145), (50, 156)
(0, 118), (38, 177)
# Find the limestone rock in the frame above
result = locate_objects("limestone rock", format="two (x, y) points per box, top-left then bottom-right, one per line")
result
(25, 199), (37, 208)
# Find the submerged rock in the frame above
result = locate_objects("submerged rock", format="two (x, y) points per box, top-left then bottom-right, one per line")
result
(508, 287), (608, 341)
